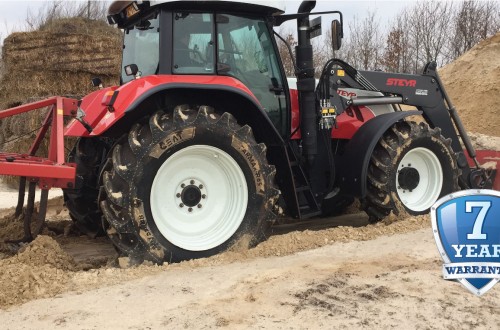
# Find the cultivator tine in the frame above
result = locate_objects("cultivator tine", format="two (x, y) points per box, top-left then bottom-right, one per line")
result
(15, 177), (27, 217)
(23, 181), (36, 241)
(6, 181), (36, 243)
(33, 189), (49, 237)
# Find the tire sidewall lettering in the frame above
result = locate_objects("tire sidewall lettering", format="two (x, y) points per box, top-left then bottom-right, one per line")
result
(231, 135), (265, 196)
(149, 127), (196, 159)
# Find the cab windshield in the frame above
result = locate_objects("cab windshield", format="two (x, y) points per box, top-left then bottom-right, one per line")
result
(121, 13), (160, 83)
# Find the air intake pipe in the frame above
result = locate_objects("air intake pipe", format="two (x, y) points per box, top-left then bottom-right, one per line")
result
(296, 1), (317, 166)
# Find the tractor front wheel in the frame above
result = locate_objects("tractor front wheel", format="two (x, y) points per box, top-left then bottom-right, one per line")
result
(363, 121), (459, 222)
(100, 105), (278, 263)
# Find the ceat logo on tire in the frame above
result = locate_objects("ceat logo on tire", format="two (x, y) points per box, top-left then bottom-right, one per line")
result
(431, 189), (500, 296)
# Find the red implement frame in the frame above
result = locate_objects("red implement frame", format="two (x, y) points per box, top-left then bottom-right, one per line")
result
(0, 97), (78, 189)
(0, 97), (78, 243)
(467, 150), (500, 191)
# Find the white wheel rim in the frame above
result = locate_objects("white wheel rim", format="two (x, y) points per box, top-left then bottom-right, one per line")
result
(150, 145), (248, 251)
(396, 147), (443, 212)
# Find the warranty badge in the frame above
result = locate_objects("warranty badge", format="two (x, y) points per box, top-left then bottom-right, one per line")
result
(431, 189), (500, 296)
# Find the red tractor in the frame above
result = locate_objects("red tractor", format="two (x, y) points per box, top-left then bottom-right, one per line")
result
(0, 0), (497, 263)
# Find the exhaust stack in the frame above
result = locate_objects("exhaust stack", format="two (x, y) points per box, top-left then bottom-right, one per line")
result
(296, 1), (317, 165)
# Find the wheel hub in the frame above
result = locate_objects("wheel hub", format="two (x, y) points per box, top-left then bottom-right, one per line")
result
(398, 166), (420, 192)
(181, 185), (202, 207)
(176, 179), (207, 212)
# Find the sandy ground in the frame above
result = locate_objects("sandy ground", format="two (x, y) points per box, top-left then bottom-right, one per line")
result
(0, 194), (499, 329)
(0, 226), (499, 329)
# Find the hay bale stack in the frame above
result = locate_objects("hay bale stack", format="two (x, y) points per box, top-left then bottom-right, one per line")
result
(0, 18), (122, 186)
(1, 17), (122, 109)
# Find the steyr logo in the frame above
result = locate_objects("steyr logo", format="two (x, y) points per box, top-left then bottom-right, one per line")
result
(386, 78), (416, 87)
(431, 189), (500, 296)
(337, 89), (356, 98)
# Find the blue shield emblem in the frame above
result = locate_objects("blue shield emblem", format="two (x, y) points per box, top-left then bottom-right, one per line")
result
(431, 189), (500, 296)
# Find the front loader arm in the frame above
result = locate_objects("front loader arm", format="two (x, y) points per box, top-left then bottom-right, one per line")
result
(325, 60), (493, 189)
(331, 63), (460, 148)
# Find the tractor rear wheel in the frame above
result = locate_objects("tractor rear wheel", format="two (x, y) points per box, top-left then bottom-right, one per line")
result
(363, 121), (459, 223)
(100, 105), (278, 263)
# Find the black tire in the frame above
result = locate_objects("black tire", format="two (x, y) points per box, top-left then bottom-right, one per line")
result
(63, 138), (110, 237)
(363, 121), (459, 223)
(100, 105), (278, 263)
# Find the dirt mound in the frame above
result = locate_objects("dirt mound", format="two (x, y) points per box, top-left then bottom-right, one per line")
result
(0, 196), (69, 244)
(14, 235), (76, 270)
(440, 32), (500, 137)
(0, 235), (76, 307)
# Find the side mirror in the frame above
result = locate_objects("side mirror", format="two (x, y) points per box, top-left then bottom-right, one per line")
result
(331, 19), (342, 51)
(124, 64), (139, 77)
(91, 77), (103, 89)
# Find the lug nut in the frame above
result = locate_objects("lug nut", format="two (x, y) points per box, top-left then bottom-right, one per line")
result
(176, 193), (181, 198)
(181, 183), (185, 188)
(202, 194), (206, 199)
(190, 180), (195, 184)
(197, 204), (202, 208)
(179, 203), (184, 208)
(199, 184), (203, 189)
(188, 208), (193, 212)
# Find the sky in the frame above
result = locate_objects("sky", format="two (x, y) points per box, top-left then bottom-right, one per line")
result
(0, 0), (419, 44)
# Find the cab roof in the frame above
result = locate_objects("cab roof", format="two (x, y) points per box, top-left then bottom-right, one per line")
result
(108, 0), (286, 17)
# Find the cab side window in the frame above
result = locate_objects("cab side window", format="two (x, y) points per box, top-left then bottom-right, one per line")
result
(173, 13), (214, 74)
(122, 13), (160, 83)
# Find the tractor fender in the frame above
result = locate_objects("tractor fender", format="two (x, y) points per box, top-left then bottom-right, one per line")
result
(126, 83), (282, 142)
(86, 76), (283, 145)
(337, 110), (422, 198)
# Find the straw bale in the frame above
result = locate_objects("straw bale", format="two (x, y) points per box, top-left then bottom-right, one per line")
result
(38, 17), (122, 37)
(0, 17), (121, 109)
(3, 32), (121, 76)
(0, 71), (118, 109)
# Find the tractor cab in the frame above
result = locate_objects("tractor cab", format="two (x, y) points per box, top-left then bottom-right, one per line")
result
(108, 1), (289, 133)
